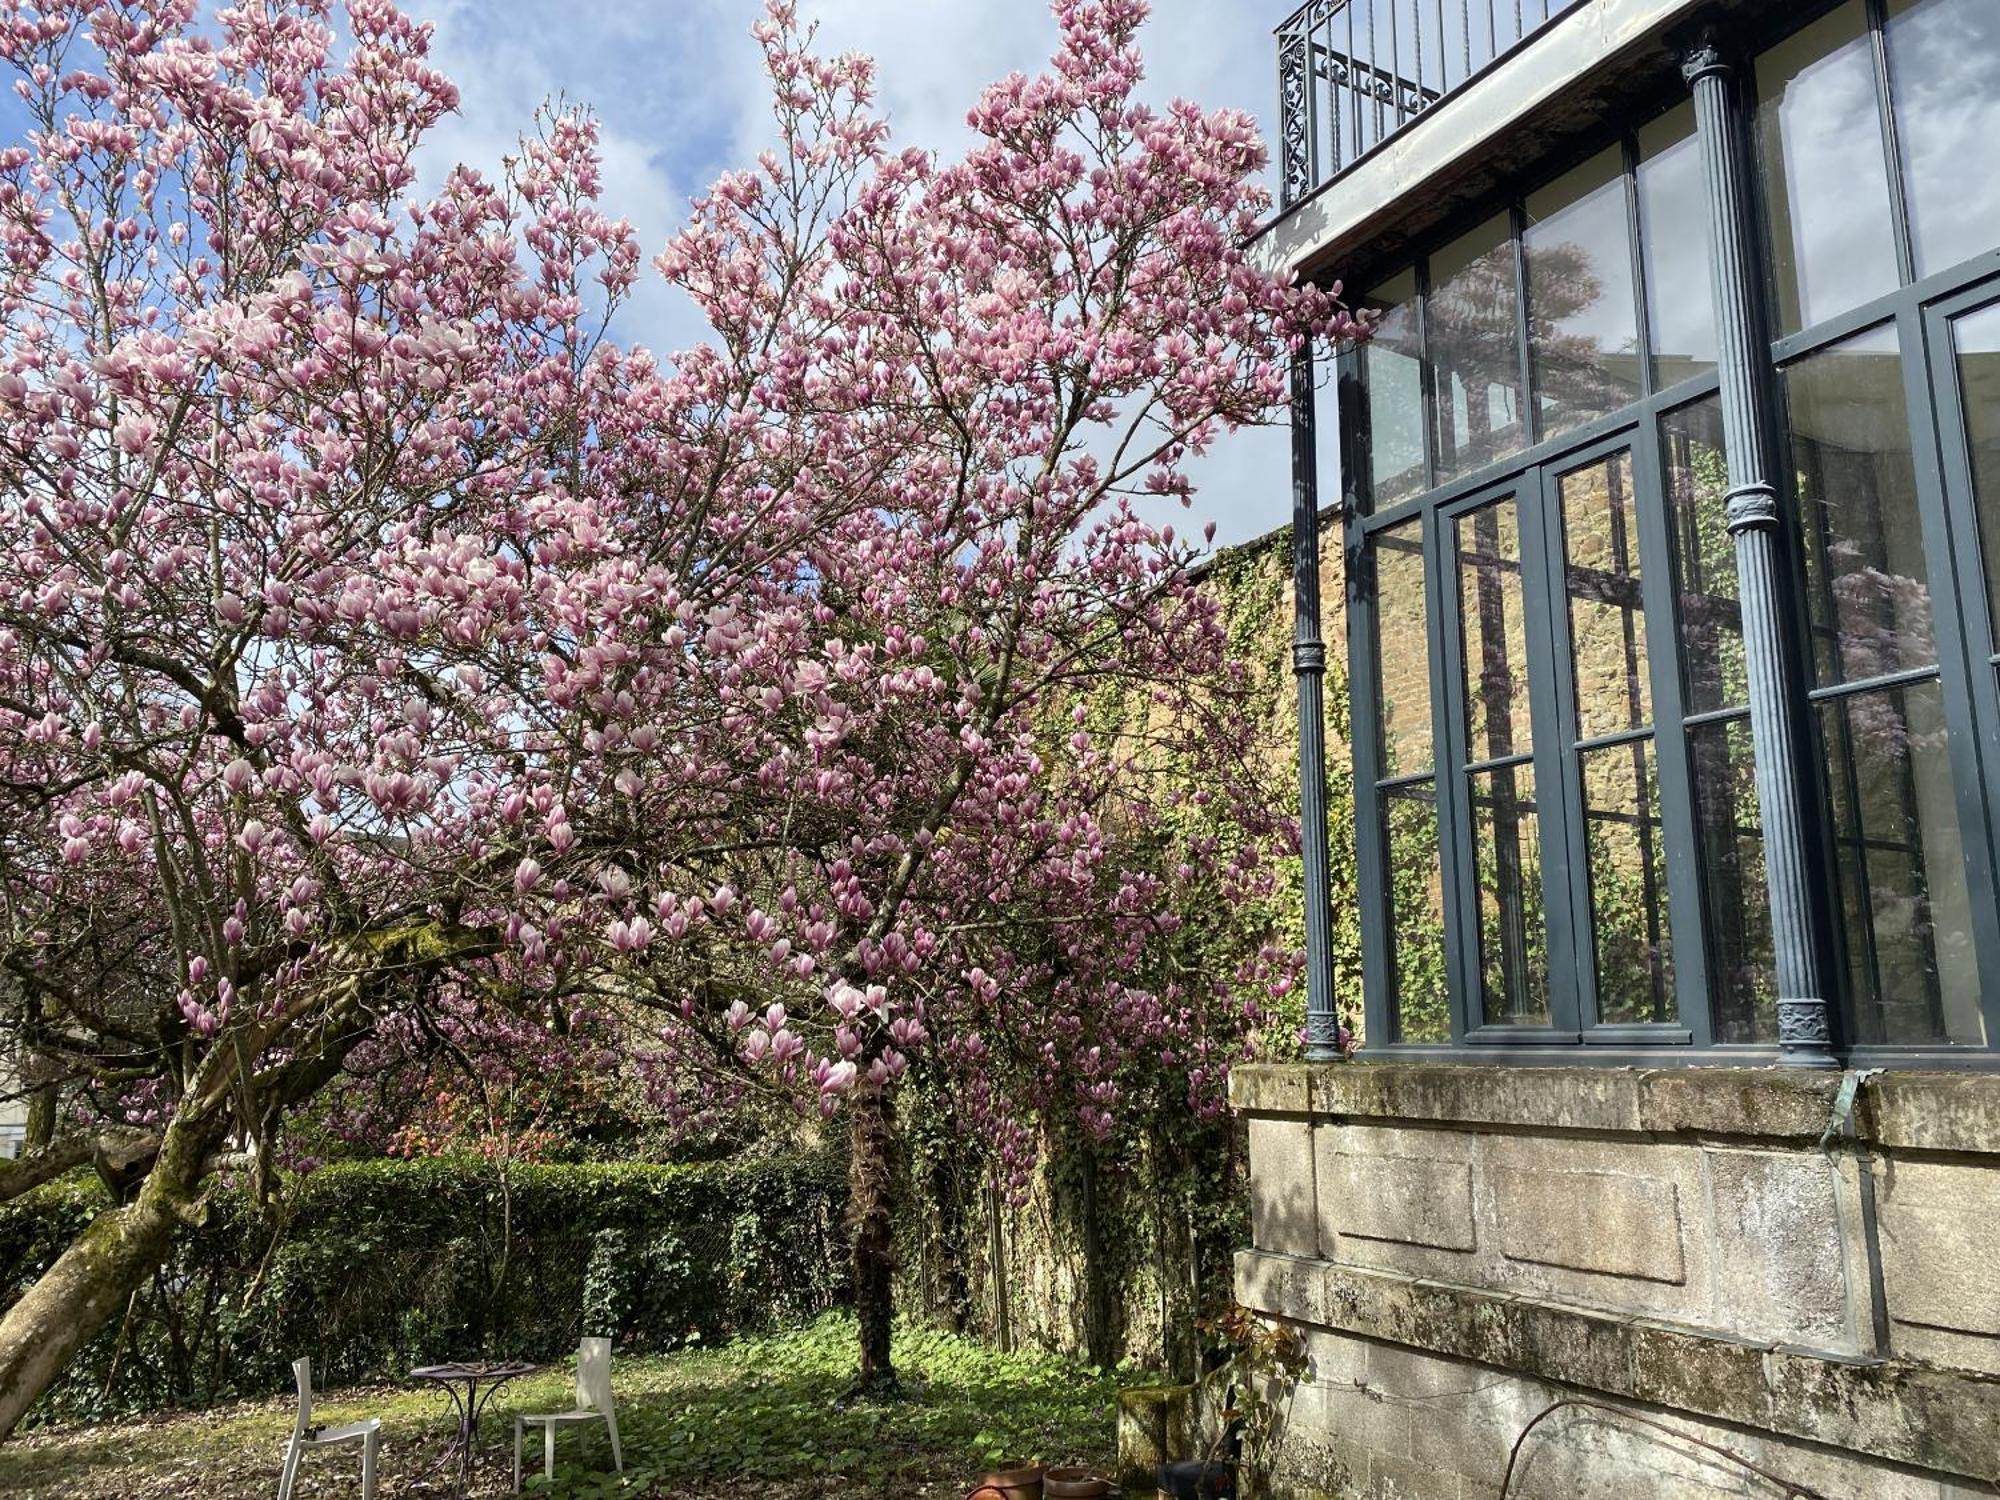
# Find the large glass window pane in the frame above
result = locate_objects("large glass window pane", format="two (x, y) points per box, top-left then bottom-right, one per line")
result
(1887, 0), (2000, 279)
(1456, 497), (1533, 762)
(1688, 716), (1777, 1043)
(1469, 761), (1550, 1026)
(1949, 301), (2000, 643)
(1581, 739), (1675, 1025)
(1821, 680), (1984, 1045)
(1374, 520), (1433, 778)
(1362, 268), (1427, 509)
(1561, 451), (1651, 740)
(1786, 325), (1935, 687)
(1636, 103), (1716, 389)
(1430, 215), (1526, 484)
(1384, 784), (1450, 1042)
(1757, 1), (1902, 334)
(1526, 148), (1641, 438)
(1661, 399), (1746, 714)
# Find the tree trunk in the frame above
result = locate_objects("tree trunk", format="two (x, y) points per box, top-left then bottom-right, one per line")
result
(23, 1075), (55, 1155)
(0, 1187), (180, 1439)
(847, 1082), (899, 1395)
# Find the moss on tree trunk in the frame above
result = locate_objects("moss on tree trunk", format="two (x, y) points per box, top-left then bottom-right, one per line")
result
(848, 1083), (899, 1396)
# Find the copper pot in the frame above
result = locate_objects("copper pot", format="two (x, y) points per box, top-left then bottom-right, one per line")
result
(1044, 1467), (1112, 1498)
(974, 1467), (1044, 1500)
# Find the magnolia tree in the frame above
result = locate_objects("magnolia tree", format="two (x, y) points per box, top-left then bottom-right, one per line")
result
(552, 0), (1353, 1389)
(0, 0), (1353, 1424)
(0, 0), (663, 1431)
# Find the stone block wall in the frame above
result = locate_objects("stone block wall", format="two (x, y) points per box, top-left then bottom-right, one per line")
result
(1232, 1063), (2000, 1498)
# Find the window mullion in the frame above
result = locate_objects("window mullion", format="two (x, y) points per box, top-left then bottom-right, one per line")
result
(1524, 460), (1591, 1034)
(1634, 410), (1716, 1046)
(1865, 0), (1918, 288)
(1428, 501), (1477, 1044)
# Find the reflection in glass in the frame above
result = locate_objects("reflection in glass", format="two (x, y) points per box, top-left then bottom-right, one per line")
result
(1362, 268), (1427, 508)
(1470, 761), (1550, 1026)
(1786, 325), (1936, 687)
(1950, 302), (2000, 643)
(1457, 497), (1532, 762)
(1374, 521), (1433, 778)
(1581, 739), (1675, 1025)
(1384, 785), (1450, 1042)
(1561, 451), (1651, 740)
(1888, 0), (2000, 279)
(1757, 1), (1902, 333)
(1526, 148), (1641, 437)
(1430, 215), (1526, 484)
(1661, 399), (1746, 713)
(1637, 104), (1716, 388)
(1688, 716), (1776, 1043)
(1821, 681), (1984, 1045)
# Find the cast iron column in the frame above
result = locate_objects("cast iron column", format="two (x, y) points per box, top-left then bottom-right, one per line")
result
(1291, 340), (1342, 1061)
(1683, 40), (1838, 1066)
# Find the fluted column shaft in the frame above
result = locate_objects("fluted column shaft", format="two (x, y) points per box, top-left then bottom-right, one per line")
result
(1684, 43), (1837, 1065)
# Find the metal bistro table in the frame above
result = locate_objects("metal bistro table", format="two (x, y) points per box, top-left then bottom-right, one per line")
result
(411, 1358), (536, 1486)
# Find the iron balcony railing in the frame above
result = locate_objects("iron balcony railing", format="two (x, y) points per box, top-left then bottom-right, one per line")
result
(1276, 0), (1585, 209)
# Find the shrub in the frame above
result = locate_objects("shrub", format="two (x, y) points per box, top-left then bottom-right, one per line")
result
(0, 1152), (846, 1425)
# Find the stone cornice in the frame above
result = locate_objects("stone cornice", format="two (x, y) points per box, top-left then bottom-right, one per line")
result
(1230, 1062), (2000, 1156)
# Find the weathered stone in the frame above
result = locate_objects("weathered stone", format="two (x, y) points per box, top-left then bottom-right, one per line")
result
(1250, 1115), (1320, 1257)
(1627, 1318), (1772, 1428)
(1234, 1063), (1313, 1116)
(1237, 1248), (1330, 1328)
(1877, 1159), (2000, 1372)
(1363, 1450), (1458, 1498)
(1303, 1326), (1369, 1388)
(1292, 1378), (1411, 1460)
(1492, 1166), (1685, 1284)
(1266, 1429), (1369, 1500)
(1116, 1384), (1192, 1493)
(1319, 1149), (1476, 1253)
(1703, 1146), (1857, 1349)
(1311, 1065), (1643, 1134)
(1866, 1071), (2000, 1154)
(1762, 1349), (1918, 1466)
(1635, 1066), (1844, 1140)
(1897, 1365), (2000, 1484)
(1508, 1296), (1634, 1393)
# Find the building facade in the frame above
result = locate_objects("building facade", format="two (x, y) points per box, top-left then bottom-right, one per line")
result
(1242, 0), (2000, 1493)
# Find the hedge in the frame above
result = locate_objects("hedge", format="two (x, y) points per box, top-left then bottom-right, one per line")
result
(0, 1152), (848, 1425)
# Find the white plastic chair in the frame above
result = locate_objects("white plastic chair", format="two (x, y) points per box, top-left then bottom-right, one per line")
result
(513, 1336), (623, 1493)
(278, 1356), (380, 1500)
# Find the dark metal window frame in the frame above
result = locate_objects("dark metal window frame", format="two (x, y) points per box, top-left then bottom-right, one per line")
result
(1339, 0), (2000, 1064)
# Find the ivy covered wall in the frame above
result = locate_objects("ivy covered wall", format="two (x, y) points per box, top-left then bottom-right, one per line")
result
(895, 518), (1366, 1373)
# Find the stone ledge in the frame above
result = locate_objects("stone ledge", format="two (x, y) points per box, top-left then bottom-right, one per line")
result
(1229, 1062), (2000, 1153)
(1235, 1249), (2000, 1484)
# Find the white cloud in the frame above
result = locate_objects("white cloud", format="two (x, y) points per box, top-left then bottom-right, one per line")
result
(404, 0), (1299, 546)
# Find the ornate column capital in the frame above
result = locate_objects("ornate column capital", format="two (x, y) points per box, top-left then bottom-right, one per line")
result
(1678, 28), (1731, 87)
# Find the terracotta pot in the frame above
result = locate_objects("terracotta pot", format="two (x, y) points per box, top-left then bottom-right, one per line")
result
(974, 1466), (1044, 1500)
(1044, 1467), (1112, 1498)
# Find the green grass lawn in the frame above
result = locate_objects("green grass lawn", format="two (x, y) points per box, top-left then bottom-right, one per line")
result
(0, 1316), (1123, 1498)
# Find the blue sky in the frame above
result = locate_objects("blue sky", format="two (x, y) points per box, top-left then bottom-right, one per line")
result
(403, 0), (1297, 548)
(14, 2), (1299, 547)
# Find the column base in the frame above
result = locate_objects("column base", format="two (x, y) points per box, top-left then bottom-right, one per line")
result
(1776, 997), (1840, 1067)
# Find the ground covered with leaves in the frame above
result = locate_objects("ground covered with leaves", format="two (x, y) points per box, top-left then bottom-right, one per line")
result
(0, 1316), (1123, 1498)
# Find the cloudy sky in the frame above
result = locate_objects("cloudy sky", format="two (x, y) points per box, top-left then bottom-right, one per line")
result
(398, 0), (1299, 548)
